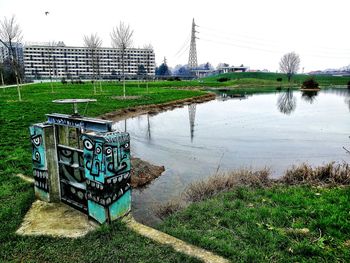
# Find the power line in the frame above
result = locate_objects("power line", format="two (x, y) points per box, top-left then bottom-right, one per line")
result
(199, 25), (350, 54)
(200, 37), (350, 59)
(174, 33), (191, 57)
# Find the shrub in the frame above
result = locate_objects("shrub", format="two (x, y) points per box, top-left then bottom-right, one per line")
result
(302, 78), (319, 89)
(184, 168), (271, 202)
(217, 77), (230, 82)
(276, 77), (283, 82)
(280, 162), (350, 185)
(61, 77), (67, 84)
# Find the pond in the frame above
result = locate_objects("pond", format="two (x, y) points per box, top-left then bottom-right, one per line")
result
(112, 88), (350, 225)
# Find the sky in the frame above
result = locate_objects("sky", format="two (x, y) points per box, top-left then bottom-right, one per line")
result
(1, 0), (349, 72)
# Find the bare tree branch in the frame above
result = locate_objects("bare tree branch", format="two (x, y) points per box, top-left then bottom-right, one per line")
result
(279, 52), (300, 82)
(84, 33), (102, 94)
(111, 22), (134, 98)
(0, 15), (23, 101)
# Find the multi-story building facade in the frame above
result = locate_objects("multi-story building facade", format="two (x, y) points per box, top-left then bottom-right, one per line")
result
(23, 42), (155, 80)
(0, 42), (24, 65)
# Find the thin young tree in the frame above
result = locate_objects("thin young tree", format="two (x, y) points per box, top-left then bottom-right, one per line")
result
(46, 41), (57, 93)
(143, 44), (153, 93)
(279, 52), (300, 82)
(111, 22), (133, 98)
(0, 61), (4, 86)
(0, 15), (23, 101)
(83, 33), (102, 94)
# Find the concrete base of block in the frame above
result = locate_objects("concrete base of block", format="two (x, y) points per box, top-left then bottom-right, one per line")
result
(16, 200), (98, 238)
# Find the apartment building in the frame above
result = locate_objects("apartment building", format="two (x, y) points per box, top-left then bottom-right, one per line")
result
(23, 42), (155, 80)
(0, 42), (24, 65)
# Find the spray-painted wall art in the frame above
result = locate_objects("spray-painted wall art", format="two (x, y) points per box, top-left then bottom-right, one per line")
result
(29, 125), (49, 193)
(29, 112), (131, 223)
(57, 145), (87, 211)
(82, 132), (131, 223)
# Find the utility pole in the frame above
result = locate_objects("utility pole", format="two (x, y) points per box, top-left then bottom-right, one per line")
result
(188, 18), (198, 70)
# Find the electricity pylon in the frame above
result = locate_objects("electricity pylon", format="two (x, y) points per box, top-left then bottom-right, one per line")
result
(188, 18), (198, 69)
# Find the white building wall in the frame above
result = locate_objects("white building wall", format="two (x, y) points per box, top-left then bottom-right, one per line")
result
(23, 45), (155, 80)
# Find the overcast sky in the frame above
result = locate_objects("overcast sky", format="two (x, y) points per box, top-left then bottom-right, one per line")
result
(1, 0), (349, 72)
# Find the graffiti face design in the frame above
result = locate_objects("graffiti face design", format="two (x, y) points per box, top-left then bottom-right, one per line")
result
(83, 137), (104, 181)
(29, 126), (46, 169)
(105, 142), (130, 177)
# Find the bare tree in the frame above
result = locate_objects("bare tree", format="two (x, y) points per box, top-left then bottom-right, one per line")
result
(111, 22), (133, 98)
(279, 52), (300, 82)
(143, 44), (153, 93)
(83, 33), (102, 94)
(0, 15), (23, 101)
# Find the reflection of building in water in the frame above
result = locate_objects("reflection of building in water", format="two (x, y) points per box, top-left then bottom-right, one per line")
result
(319, 88), (350, 111)
(217, 92), (247, 101)
(188, 104), (196, 142)
(277, 89), (296, 115)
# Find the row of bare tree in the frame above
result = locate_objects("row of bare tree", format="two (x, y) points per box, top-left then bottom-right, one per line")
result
(83, 22), (134, 97)
(0, 15), (147, 100)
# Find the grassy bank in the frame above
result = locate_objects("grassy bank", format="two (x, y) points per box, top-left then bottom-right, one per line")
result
(158, 165), (350, 262)
(130, 72), (350, 91)
(202, 72), (350, 86)
(0, 82), (204, 262)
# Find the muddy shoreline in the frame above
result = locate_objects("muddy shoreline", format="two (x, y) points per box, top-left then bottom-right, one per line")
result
(100, 93), (215, 122)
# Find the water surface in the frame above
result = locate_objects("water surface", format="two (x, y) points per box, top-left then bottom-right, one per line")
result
(112, 88), (350, 224)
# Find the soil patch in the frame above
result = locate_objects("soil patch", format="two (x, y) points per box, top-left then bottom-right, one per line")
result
(131, 158), (165, 187)
(100, 93), (215, 122)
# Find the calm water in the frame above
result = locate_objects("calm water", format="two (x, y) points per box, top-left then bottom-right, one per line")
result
(112, 88), (350, 224)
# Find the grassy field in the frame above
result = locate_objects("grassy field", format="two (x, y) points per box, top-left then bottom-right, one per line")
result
(159, 185), (350, 262)
(202, 72), (350, 86)
(0, 82), (205, 262)
(1, 79), (349, 262)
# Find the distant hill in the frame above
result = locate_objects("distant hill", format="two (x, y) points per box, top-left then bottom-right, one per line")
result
(309, 64), (350, 76)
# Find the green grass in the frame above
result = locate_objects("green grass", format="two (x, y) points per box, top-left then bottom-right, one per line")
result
(160, 185), (350, 262)
(2, 80), (349, 262)
(202, 72), (350, 86)
(0, 82), (205, 262)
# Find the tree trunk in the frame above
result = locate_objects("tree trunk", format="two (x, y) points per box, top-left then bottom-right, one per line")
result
(1, 71), (4, 86)
(15, 72), (21, 101)
(92, 50), (96, 95)
(122, 49), (125, 98)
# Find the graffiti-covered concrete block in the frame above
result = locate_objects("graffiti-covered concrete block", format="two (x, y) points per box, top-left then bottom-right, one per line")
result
(29, 123), (59, 202)
(82, 132), (131, 224)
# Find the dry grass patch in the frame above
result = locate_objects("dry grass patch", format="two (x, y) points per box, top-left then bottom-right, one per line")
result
(280, 162), (350, 186)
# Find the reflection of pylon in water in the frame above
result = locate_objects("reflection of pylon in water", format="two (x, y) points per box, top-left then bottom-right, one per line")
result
(188, 103), (196, 142)
(146, 114), (151, 141)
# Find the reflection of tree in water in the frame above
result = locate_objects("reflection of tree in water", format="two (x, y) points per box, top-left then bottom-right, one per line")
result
(277, 89), (296, 115)
(344, 97), (350, 111)
(301, 90), (319, 104)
